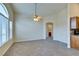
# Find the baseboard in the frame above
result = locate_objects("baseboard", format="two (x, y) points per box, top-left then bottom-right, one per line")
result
(15, 39), (45, 43)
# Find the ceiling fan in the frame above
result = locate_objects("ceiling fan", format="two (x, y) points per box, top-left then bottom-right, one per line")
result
(33, 3), (42, 22)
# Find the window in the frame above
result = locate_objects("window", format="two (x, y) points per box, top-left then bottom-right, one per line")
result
(0, 3), (12, 47)
(10, 21), (12, 39)
(0, 4), (9, 18)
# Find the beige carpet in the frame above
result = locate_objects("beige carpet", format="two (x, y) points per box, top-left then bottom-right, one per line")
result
(4, 39), (79, 56)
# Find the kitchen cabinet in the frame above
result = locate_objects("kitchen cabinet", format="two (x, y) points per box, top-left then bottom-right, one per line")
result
(71, 35), (79, 49)
(70, 16), (79, 29)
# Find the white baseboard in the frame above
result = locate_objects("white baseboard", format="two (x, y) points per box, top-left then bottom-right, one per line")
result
(15, 38), (45, 43)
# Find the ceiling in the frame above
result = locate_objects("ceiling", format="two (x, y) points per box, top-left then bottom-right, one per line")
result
(11, 3), (67, 17)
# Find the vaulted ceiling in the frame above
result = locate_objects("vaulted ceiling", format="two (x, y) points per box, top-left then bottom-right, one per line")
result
(11, 3), (67, 17)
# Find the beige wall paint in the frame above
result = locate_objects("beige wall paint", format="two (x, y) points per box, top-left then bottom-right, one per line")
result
(70, 3), (79, 17)
(46, 23), (53, 32)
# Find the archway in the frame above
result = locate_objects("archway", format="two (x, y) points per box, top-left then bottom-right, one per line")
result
(46, 22), (53, 40)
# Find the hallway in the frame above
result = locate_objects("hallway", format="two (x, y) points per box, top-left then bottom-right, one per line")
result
(4, 40), (79, 56)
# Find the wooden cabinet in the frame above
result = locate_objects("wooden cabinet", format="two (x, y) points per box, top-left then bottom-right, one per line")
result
(70, 16), (79, 50)
(70, 16), (79, 29)
(76, 38), (79, 49)
(71, 35), (79, 49)
(71, 35), (76, 48)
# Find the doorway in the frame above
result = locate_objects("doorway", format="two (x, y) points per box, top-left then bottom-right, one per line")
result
(46, 22), (53, 40)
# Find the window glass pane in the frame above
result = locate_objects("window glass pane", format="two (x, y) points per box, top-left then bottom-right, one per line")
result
(6, 19), (9, 41)
(2, 15), (7, 44)
(0, 4), (9, 18)
(0, 15), (2, 47)
(0, 4), (11, 47)
(0, 14), (10, 47)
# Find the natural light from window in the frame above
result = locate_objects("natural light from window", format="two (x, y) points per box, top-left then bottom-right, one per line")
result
(0, 3), (12, 47)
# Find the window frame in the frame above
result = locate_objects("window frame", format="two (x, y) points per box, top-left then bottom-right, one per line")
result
(0, 3), (12, 47)
(0, 3), (9, 18)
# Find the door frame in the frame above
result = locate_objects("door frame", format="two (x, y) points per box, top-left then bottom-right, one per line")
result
(46, 22), (53, 39)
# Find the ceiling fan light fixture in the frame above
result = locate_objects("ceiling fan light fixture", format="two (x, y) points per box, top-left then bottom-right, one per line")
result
(34, 15), (40, 22)
(34, 17), (38, 22)
(33, 3), (41, 22)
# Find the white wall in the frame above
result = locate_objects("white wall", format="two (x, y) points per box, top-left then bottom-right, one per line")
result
(15, 15), (44, 42)
(53, 8), (68, 44)
(43, 8), (68, 45)
(15, 6), (69, 45)
(14, 4), (69, 47)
